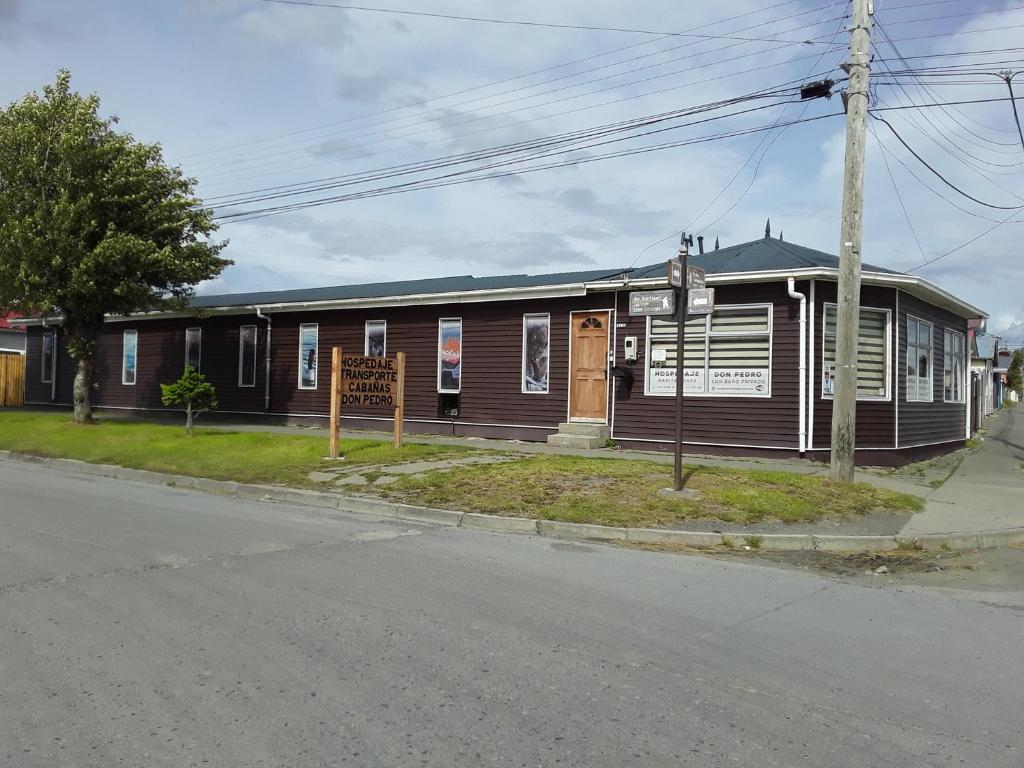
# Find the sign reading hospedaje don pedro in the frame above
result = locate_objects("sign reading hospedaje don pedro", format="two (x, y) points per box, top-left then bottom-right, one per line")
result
(339, 354), (399, 407)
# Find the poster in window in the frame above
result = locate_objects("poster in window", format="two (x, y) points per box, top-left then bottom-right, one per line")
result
(239, 326), (257, 387)
(185, 328), (201, 371)
(299, 325), (318, 388)
(648, 367), (705, 395)
(439, 319), (461, 392)
(523, 314), (549, 393)
(707, 368), (769, 395)
(365, 320), (386, 357)
(123, 331), (137, 385)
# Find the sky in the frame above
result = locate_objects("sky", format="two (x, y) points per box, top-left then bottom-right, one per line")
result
(1, 0), (1023, 342)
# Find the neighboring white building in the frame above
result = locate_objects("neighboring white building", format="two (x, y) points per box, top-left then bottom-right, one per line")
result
(0, 312), (25, 355)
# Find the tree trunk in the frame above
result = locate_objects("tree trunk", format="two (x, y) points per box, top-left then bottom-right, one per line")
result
(186, 404), (194, 437)
(73, 357), (94, 424)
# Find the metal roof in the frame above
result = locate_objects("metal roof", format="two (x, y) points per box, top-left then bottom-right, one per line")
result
(190, 236), (896, 310)
(189, 267), (627, 309)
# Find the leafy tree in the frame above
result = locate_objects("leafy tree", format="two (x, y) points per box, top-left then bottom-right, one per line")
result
(0, 70), (230, 423)
(160, 367), (218, 437)
(1008, 349), (1023, 396)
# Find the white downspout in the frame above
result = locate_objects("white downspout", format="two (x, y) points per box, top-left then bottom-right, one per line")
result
(787, 278), (807, 454)
(254, 307), (272, 412)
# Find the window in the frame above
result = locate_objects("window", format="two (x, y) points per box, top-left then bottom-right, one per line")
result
(122, 330), (138, 386)
(185, 327), (201, 372)
(239, 325), (257, 388)
(522, 313), (550, 393)
(906, 316), (933, 402)
(944, 329), (965, 403)
(822, 304), (890, 400)
(645, 305), (771, 397)
(41, 331), (54, 384)
(438, 318), (462, 393)
(365, 320), (386, 357)
(298, 324), (318, 389)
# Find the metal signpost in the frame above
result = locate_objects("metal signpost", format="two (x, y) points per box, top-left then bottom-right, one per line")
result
(668, 234), (693, 492)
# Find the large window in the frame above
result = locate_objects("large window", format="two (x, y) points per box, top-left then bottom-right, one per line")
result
(41, 331), (54, 384)
(185, 327), (202, 371)
(822, 304), (890, 400)
(645, 305), (771, 397)
(122, 330), (138, 386)
(943, 329), (965, 403)
(522, 313), (550, 394)
(365, 320), (386, 357)
(906, 316), (933, 402)
(239, 325), (257, 388)
(438, 318), (462, 393)
(298, 324), (318, 389)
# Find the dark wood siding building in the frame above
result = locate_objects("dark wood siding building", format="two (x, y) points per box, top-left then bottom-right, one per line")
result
(18, 236), (983, 465)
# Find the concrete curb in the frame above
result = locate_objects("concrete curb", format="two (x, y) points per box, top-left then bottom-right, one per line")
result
(3, 450), (1022, 553)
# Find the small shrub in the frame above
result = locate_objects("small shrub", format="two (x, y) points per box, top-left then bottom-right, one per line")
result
(720, 534), (735, 549)
(160, 366), (218, 437)
(743, 535), (762, 550)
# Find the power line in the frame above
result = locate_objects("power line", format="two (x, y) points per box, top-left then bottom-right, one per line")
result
(176, 0), (841, 162)
(868, 118), (927, 260)
(256, 0), (830, 44)
(906, 208), (1024, 272)
(215, 111), (843, 223)
(870, 113), (1024, 209)
(192, 12), (850, 179)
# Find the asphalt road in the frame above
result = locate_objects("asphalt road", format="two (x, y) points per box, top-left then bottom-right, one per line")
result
(1, 461), (1021, 767)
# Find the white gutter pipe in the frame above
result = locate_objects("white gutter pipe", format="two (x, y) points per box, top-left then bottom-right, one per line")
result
(254, 307), (272, 412)
(787, 278), (807, 454)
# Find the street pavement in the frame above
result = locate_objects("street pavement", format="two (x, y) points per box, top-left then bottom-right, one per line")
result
(0, 460), (1021, 767)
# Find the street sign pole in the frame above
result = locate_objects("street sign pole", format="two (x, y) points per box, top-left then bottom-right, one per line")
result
(671, 233), (693, 492)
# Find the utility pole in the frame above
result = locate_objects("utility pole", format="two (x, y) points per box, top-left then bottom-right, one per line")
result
(830, 0), (873, 483)
(998, 71), (1024, 152)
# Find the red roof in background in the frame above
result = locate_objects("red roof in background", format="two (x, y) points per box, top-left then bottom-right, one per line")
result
(0, 312), (25, 332)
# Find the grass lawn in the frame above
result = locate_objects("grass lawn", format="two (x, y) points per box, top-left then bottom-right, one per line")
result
(0, 411), (471, 487)
(372, 456), (924, 528)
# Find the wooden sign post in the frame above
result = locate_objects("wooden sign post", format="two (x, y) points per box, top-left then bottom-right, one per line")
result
(329, 346), (406, 456)
(330, 346), (342, 459)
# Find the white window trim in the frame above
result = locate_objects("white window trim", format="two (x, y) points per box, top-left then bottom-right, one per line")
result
(41, 330), (54, 384)
(521, 312), (550, 395)
(122, 330), (138, 386)
(906, 314), (934, 403)
(185, 327), (202, 372)
(298, 323), (319, 390)
(437, 317), (462, 394)
(820, 303), (892, 402)
(642, 302), (773, 399)
(238, 325), (257, 388)
(943, 328), (966, 404)
(364, 319), (387, 357)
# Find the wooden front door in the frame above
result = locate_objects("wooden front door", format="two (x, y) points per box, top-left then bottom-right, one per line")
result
(569, 311), (610, 421)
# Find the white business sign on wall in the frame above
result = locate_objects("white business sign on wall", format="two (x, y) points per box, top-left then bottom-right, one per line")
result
(648, 367), (768, 396)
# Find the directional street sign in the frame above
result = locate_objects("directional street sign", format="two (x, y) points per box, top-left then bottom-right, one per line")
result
(668, 258), (683, 288)
(687, 287), (715, 315)
(686, 265), (706, 289)
(629, 290), (676, 316)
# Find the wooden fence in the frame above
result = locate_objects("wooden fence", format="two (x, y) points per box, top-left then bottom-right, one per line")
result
(0, 354), (25, 407)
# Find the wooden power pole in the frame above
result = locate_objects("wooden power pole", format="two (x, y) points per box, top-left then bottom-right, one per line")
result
(830, 0), (873, 483)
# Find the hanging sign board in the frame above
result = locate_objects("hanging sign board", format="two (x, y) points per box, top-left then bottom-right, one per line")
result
(687, 287), (715, 315)
(629, 290), (676, 316)
(686, 265), (706, 289)
(667, 258), (683, 288)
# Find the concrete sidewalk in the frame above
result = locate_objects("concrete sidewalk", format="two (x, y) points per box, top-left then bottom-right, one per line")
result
(901, 405), (1024, 537)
